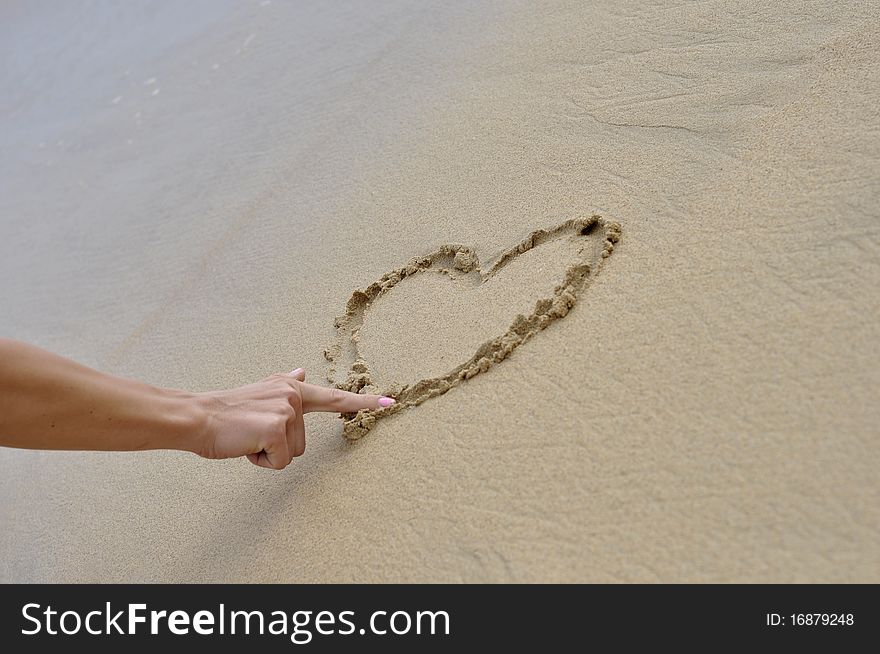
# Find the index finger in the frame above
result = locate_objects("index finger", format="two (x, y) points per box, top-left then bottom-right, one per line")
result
(299, 382), (395, 414)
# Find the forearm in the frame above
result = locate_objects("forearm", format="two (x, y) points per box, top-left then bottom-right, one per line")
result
(0, 338), (204, 453)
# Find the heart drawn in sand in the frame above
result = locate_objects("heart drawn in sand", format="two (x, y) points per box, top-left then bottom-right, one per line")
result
(324, 215), (621, 439)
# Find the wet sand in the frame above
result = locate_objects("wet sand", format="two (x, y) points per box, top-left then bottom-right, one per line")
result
(1, 1), (878, 582)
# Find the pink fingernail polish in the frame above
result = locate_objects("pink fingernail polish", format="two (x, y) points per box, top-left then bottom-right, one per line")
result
(291, 368), (304, 375)
(378, 397), (395, 408)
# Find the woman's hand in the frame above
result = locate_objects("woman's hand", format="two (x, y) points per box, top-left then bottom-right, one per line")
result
(193, 369), (394, 470)
(0, 339), (380, 470)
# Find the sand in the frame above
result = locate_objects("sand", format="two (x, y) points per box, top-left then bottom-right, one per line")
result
(1, 1), (878, 582)
(328, 216), (620, 439)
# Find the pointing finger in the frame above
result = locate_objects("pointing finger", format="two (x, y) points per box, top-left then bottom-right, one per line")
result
(299, 382), (395, 414)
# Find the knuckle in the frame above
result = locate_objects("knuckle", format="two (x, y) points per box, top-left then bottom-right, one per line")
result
(269, 415), (288, 434)
(279, 402), (295, 417)
(276, 394), (295, 412)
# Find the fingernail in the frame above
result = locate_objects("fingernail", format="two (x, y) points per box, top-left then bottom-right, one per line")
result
(291, 368), (304, 375)
(378, 397), (395, 408)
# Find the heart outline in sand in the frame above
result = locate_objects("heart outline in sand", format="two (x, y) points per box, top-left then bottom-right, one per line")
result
(324, 215), (621, 439)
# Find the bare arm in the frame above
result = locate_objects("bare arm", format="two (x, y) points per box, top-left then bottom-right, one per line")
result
(0, 338), (393, 469)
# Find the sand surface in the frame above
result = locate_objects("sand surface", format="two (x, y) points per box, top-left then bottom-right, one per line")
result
(1, 1), (878, 582)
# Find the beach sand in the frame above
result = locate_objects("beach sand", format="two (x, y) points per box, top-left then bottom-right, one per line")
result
(1, 1), (878, 582)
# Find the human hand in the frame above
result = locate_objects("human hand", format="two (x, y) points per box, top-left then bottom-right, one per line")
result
(192, 369), (394, 469)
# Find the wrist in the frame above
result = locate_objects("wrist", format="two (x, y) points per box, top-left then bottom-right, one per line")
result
(149, 387), (210, 454)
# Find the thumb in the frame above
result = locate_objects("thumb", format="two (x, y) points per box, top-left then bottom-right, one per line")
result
(288, 368), (305, 382)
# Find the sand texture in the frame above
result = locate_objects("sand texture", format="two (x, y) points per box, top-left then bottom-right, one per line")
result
(1, 1), (878, 582)
(328, 216), (620, 439)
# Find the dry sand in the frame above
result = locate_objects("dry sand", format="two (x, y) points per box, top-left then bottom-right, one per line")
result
(1, 1), (878, 582)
